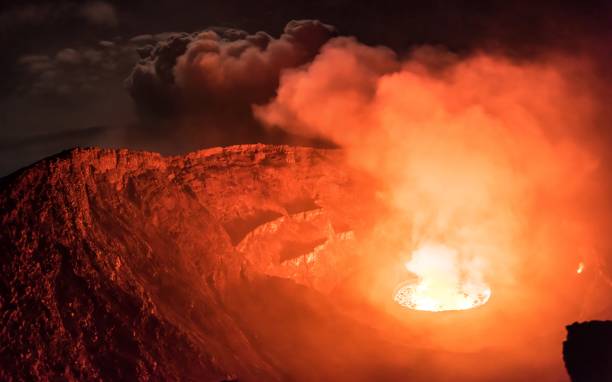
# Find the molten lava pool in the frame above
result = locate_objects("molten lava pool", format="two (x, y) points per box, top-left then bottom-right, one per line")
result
(393, 243), (492, 312)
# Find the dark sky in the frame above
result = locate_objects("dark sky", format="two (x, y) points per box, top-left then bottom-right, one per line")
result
(1, 0), (611, 175)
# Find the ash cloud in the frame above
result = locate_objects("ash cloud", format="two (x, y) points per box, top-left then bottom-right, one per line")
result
(0, 19), (337, 175)
(125, 20), (337, 152)
(255, 35), (612, 361)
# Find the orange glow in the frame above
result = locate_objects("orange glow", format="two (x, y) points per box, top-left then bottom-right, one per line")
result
(577, 262), (585, 274)
(256, 37), (611, 378)
(394, 243), (491, 311)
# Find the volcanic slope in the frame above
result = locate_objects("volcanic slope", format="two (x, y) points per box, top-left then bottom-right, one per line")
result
(0, 144), (421, 381)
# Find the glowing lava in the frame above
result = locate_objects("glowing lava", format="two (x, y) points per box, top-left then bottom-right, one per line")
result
(394, 243), (491, 312)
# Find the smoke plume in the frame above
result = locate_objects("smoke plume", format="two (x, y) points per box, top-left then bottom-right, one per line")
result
(125, 20), (337, 152)
(255, 36), (612, 360)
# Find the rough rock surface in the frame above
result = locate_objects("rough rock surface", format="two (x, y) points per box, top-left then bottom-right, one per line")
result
(563, 320), (612, 382)
(0, 144), (393, 381)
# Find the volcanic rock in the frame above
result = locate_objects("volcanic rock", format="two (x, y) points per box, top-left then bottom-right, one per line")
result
(563, 320), (612, 382)
(0, 144), (390, 381)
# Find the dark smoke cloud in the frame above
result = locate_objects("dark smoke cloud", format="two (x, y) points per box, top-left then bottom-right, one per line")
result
(2, 1), (611, 177)
(125, 20), (337, 151)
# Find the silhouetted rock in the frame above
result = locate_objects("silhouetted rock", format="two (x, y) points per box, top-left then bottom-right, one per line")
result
(563, 321), (612, 382)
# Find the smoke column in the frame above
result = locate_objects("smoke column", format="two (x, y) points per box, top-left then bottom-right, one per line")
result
(255, 36), (611, 364)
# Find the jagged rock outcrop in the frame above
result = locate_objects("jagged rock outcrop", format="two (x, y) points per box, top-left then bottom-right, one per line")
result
(0, 144), (386, 381)
(563, 321), (612, 382)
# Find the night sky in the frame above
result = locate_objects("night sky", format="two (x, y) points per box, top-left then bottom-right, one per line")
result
(1, 0), (611, 175)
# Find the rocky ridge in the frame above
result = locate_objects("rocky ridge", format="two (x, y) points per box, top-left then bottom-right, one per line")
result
(0, 144), (385, 381)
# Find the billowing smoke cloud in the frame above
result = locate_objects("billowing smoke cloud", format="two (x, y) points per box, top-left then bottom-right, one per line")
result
(255, 36), (612, 364)
(125, 20), (337, 152)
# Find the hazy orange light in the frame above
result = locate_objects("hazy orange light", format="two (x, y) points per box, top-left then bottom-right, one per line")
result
(393, 243), (491, 311)
(256, 38), (608, 369)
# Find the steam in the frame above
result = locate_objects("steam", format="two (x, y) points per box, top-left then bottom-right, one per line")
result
(255, 36), (610, 341)
(125, 20), (337, 151)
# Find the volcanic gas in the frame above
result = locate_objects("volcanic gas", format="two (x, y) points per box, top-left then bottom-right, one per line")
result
(255, 36), (612, 374)
(393, 243), (491, 312)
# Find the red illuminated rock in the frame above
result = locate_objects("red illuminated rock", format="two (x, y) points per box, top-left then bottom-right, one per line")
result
(0, 145), (385, 381)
